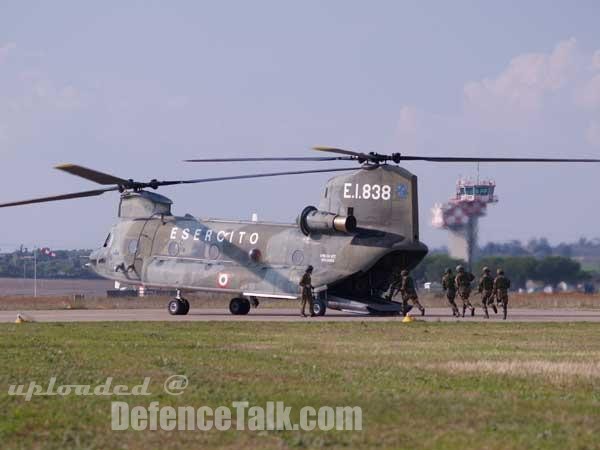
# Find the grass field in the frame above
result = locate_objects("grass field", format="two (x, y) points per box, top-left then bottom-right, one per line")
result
(1, 322), (600, 449)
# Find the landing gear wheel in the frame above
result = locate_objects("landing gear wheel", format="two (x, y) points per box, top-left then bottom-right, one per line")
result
(229, 298), (251, 315)
(311, 298), (327, 317)
(168, 299), (186, 316)
(180, 299), (190, 315)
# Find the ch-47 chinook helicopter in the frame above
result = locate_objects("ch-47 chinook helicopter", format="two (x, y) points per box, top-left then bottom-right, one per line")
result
(1, 147), (598, 316)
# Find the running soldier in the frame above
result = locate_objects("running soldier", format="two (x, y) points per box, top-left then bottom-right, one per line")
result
(399, 269), (425, 316)
(386, 269), (403, 302)
(478, 267), (496, 319)
(455, 265), (475, 317)
(299, 265), (314, 317)
(442, 268), (460, 317)
(493, 268), (511, 320)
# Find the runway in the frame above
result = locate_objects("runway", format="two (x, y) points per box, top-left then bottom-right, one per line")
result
(2, 307), (600, 322)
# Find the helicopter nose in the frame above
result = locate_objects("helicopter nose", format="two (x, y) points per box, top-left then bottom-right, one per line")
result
(87, 248), (106, 273)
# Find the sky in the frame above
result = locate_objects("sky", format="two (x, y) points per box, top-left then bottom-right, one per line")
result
(1, 1), (600, 251)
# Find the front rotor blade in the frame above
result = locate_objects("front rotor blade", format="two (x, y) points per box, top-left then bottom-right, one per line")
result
(55, 164), (129, 185)
(157, 167), (357, 187)
(0, 187), (119, 208)
(185, 156), (355, 162)
(399, 156), (600, 163)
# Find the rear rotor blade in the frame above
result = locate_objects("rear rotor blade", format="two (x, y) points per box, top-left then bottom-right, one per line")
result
(0, 187), (119, 208)
(399, 156), (600, 163)
(185, 156), (355, 162)
(156, 167), (357, 187)
(55, 164), (129, 185)
(313, 146), (374, 161)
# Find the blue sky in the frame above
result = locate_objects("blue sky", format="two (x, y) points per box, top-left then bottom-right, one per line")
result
(1, 1), (599, 251)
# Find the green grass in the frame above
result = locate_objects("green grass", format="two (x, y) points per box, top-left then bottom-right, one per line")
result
(1, 322), (600, 449)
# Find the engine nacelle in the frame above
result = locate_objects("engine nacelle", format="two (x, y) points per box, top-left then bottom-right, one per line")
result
(299, 206), (357, 236)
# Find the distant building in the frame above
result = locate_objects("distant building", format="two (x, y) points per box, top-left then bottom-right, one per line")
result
(432, 178), (498, 269)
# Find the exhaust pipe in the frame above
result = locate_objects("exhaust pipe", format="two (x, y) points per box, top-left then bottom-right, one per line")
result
(299, 206), (357, 236)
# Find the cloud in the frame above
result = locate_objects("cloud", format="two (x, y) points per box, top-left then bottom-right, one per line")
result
(577, 74), (600, 110)
(0, 73), (93, 146)
(586, 120), (600, 146)
(397, 106), (419, 134)
(592, 50), (600, 71)
(0, 42), (16, 63)
(464, 38), (577, 115)
(4, 75), (91, 112)
(398, 39), (600, 148)
(33, 80), (90, 110)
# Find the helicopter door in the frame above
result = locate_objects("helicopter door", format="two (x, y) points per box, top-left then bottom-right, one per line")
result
(122, 219), (162, 281)
(133, 219), (162, 280)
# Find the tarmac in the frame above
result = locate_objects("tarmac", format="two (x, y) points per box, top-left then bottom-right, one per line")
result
(2, 307), (600, 322)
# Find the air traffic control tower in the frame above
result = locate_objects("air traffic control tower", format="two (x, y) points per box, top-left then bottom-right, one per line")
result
(431, 179), (498, 268)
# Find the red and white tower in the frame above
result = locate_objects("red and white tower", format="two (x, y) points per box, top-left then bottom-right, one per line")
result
(431, 179), (498, 268)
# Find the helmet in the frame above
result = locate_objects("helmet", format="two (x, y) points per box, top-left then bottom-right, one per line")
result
(306, 265), (314, 273)
(456, 265), (464, 273)
(444, 267), (452, 274)
(401, 269), (409, 276)
(483, 266), (490, 274)
(497, 268), (504, 275)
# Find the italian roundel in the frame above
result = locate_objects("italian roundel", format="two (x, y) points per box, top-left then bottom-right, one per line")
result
(217, 273), (229, 288)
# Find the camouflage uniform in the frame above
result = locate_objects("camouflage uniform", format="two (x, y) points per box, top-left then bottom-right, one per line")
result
(299, 267), (314, 317)
(455, 266), (475, 317)
(442, 269), (460, 317)
(478, 268), (496, 319)
(387, 271), (403, 301)
(493, 270), (511, 320)
(400, 270), (425, 316)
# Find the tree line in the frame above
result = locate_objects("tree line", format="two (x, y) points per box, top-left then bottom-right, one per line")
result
(0, 245), (596, 286)
(479, 237), (600, 259)
(0, 249), (100, 279)
(412, 254), (591, 289)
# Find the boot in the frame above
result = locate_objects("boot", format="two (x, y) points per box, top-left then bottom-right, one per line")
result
(491, 304), (498, 314)
(471, 307), (475, 317)
(503, 307), (507, 320)
(462, 306), (466, 317)
(421, 307), (425, 316)
(483, 307), (489, 319)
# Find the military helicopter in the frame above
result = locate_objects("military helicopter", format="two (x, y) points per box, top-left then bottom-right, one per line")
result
(1, 147), (598, 316)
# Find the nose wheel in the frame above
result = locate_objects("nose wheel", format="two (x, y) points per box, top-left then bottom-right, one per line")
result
(168, 291), (190, 315)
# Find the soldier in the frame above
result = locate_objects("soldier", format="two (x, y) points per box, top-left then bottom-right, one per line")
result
(442, 268), (460, 317)
(400, 269), (425, 316)
(455, 265), (475, 317)
(299, 265), (314, 317)
(478, 266), (496, 319)
(493, 268), (511, 320)
(386, 269), (403, 302)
